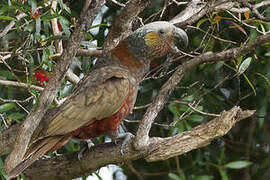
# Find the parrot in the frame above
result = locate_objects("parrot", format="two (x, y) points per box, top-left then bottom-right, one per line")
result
(9, 21), (188, 177)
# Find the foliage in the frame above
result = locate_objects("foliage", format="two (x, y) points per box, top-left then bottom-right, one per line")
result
(0, 0), (270, 179)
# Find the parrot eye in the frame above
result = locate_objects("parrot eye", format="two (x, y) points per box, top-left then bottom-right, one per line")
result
(159, 29), (165, 35)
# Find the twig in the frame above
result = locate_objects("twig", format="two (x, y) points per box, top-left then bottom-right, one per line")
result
(0, 97), (34, 103)
(66, 70), (80, 84)
(187, 103), (220, 117)
(187, 25), (237, 44)
(238, 0), (270, 22)
(51, 0), (63, 54)
(111, 0), (126, 7)
(0, 4), (47, 38)
(0, 79), (44, 91)
(0, 13), (27, 38)
(76, 49), (102, 56)
(126, 161), (144, 180)
(133, 103), (151, 110)
(0, 114), (9, 128)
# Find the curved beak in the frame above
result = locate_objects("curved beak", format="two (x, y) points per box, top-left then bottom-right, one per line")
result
(170, 26), (188, 53)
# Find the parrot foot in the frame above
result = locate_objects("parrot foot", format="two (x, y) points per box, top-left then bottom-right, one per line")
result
(107, 130), (134, 155)
(117, 132), (134, 156)
(78, 139), (94, 160)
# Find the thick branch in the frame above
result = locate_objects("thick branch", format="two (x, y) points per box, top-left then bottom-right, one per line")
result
(3, 0), (105, 174)
(146, 107), (255, 161)
(134, 33), (270, 150)
(22, 107), (254, 179)
(0, 124), (20, 155)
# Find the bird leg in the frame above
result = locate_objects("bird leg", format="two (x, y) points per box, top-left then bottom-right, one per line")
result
(78, 139), (95, 160)
(107, 130), (134, 155)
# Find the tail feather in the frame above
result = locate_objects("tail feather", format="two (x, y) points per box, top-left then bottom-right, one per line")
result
(8, 136), (64, 178)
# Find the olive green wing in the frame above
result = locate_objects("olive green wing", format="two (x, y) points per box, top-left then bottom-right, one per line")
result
(45, 66), (131, 136)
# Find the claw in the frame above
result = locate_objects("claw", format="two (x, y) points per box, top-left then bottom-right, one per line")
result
(117, 132), (134, 155)
(78, 139), (94, 160)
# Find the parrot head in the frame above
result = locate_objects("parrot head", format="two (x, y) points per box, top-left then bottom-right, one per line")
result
(127, 21), (188, 59)
(110, 21), (188, 78)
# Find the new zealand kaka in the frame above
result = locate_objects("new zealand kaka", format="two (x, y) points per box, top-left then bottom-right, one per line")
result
(9, 21), (188, 177)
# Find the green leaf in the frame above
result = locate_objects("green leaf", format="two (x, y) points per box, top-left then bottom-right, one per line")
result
(184, 121), (192, 130)
(59, 16), (71, 37)
(31, 0), (37, 16)
(168, 173), (181, 180)
(0, 70), (15, 80)
(236, 56), (243, 66)
(168, 103), (180, 118)
(219, 169), (229, 180)
(265, 51), (270, 56)
(243, 73), (256, 95)
(259, 23), (266, 33)
(237, 57), (252, 75)
(218, 147), (225, 165)
(177, 121), (185, 133)
(224, 161), (252, 169)
(58, 0), (71, 13)
(8, 112), (25, 121)
(190, 175), (214, 180)
(35, 17), (41, 37)
(255, 73), (270, 85)
(24, 22), (34, 32)
(0, 103), (15, 113)
(196, 18), (209, 28)
(0, 169), (8, 180)
(40, 14), (59, 21)
(0, 15), (17, 21)
(187, 114), (204, 122)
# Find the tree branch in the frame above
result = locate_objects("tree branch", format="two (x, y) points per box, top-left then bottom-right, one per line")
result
(238, 0), (270, 22)
(0, 79), (44, 91)
(134, 32), (270, 150)
(21, 106), (255, 179)
(3, 0), (105, 174)
(76, 49), (102, 56)
(145, 107), (255, 161)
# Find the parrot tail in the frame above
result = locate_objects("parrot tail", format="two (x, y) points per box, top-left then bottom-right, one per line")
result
(9, 135), (71, 178)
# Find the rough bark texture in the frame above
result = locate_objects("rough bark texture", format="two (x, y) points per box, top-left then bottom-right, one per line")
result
(21, 107), (255, 179)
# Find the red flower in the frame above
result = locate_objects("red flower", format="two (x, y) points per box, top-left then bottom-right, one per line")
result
(57, 21), (62, 31)
(29, 10), (39, 19)
(34, 70), (49, 86)
(71, 17), (76, 24)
